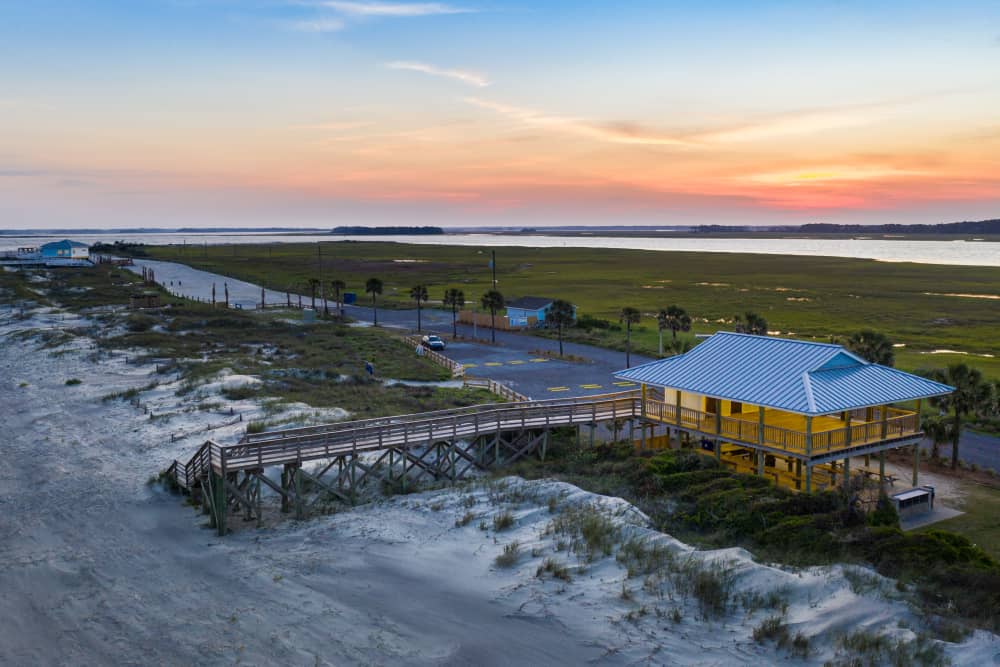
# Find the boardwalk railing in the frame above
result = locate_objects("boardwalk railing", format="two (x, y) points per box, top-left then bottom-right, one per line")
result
(463, 376), (530, 402)
(403, 335), (465, 377)
(169, 390), (639, 489)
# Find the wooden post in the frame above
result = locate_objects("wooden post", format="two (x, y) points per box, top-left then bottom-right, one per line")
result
(758, 407), (765, 447)
(912, 445), (920, 487)
(294, 465), (304, 519)
(879, 450), (886, 485)
(212, 471), (227, 536)
(757, 449), (764, 476)
(675, 390), (682, 428)
(805, 416), (813, 493)
(280, 464), (292, 513)
(844, 455), (851, 487)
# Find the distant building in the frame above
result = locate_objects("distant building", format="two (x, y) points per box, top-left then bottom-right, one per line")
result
(505, 296), (575, 328)
(40, 240), (90, 261)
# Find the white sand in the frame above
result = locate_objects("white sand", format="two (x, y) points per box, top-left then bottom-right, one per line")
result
(1, 307), (998, 665)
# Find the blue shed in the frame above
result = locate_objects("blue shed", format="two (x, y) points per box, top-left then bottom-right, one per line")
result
(505, 296), (575, 327)
(40, 240), (89, 260)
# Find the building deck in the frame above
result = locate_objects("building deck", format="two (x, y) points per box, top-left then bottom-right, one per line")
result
(642, 399), (920, 457)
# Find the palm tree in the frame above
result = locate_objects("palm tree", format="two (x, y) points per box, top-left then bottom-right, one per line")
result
(848, 329), (895, 366)
(410, 284), (429, 332)
(307, 278), (320, 311)
(330, 279), (346, 317)
(657, 305), (691, 355)
(734, 311), (768, 335)
(480, 289), (505, 343)
(922, 415), (955, 461)
(928, 363), (986, 469)
(442, 288), (465, 339)
(620, 306), (641, 368)
(547, 299), (575, 357)
(366, 277), (383, 326)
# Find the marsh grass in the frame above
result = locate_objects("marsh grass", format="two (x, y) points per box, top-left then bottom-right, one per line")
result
(139, 241), (1000, 379)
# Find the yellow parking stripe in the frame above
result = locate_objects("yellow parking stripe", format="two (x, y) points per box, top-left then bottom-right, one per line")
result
(508, 360), (526, 365)
(529, 358), (549, 363)
(613, 381), (637, 387)
(484, 362), (503, 367)
(580, 384), (602, 389)
(547, 386), (570, 392)
(462, 363), (478, 369)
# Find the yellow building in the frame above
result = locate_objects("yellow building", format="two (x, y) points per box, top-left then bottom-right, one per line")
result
(615, 332), (953, 492)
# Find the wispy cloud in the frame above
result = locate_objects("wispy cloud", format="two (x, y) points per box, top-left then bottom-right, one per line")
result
(317, 2), (470, 17)
(284, 18), (345, 32)
(464, 97), (689, 146)
(290, 120), (373, 130)
(387, 61), (489, 87)
(698, 105), (896, 143)
(748, 165), (926, 185)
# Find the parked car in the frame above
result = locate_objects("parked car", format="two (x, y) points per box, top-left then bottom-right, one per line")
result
(421, 334), (446, 351)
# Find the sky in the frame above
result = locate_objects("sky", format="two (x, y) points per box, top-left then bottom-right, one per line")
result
(1, 1), (999, 229)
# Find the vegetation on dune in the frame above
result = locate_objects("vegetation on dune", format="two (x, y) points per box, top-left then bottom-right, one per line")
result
(0, 265), (493, 417)
(505, 436), (1000, 634)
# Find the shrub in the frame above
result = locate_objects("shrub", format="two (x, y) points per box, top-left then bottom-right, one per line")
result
(495, 541), (520, 568)
(493, 510), (515, 531)
(246, 420), (267, 434)
(455, 511), (475, 527)
(536, 557), (571, 582)
(752, 615), (786, 643)
(64, 378), (82, 386)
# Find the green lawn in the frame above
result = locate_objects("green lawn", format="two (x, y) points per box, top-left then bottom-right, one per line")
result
(136, 241), (1000, 380)
(923, 483), (1000, 561)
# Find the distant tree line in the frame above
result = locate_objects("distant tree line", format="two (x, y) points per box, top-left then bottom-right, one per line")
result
(791, 220), (1000, 234)
(331, 226), (444, 235)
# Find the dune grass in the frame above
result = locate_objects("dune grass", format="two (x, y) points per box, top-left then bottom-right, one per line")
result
(137, 241), (1000, 379)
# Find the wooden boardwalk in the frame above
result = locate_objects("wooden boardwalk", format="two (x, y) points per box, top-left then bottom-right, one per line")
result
(168, 391), (640, 535)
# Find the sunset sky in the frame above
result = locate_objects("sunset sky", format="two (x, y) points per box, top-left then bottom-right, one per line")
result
(2, 1), (999, 228)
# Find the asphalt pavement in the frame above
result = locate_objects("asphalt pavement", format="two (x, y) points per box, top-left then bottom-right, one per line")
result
(130, 258), (651, 399)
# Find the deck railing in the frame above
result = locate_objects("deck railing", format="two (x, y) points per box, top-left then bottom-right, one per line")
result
(642, 399), (920, 455)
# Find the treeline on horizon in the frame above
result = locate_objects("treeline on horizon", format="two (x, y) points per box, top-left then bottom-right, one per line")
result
(331, 226), (444, 235)
(695, 219), (1000, 234)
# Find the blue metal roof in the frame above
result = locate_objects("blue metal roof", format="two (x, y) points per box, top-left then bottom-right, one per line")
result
(614, 332), (953, 415)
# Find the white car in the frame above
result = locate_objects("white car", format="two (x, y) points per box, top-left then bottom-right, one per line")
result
(421, 334), (446, 351)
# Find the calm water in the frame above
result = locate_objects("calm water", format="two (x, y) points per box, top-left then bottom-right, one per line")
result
(2, 231), (998, 267)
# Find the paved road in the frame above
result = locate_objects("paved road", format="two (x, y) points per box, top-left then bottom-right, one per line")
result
(130, 259), (652, 399)
(919, 429), (1000, 473)
(131, 259), (1000, 468)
